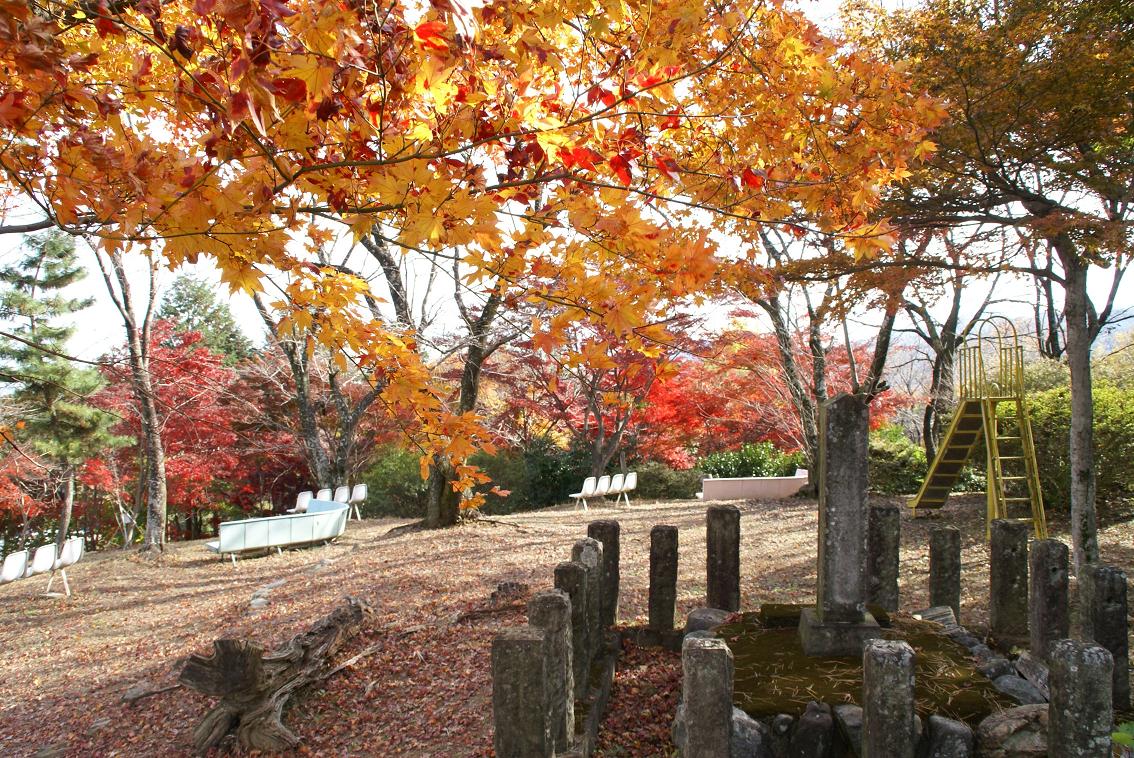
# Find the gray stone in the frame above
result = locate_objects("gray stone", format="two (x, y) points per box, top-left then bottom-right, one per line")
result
(866, 504), (901, 612)
(992, 675), (1047, 705)
(976, 704), (1047, 758)
(978, 655), (1015, 681)
(1028, 539), (1068, 662)
(572, 537), (604, 665)
(732, 706), (774, 758)
(587, 519), (620, 628)
(707, 504), (741, 612)
(249, 597), (270, 609)
(1013, 652), (1049, 700)
(833, 703), (863, 757)
(684, 630), (717, 641)
(681, 636), (733, 758)
(801, 396), (880, 656)
(814, 394), (871, 624)
(1048, 639), (1113, 757)
(799, 607), (881, 658)
(554, 560), (589, 700)
(527, 590), (574, 752)
(929, 527), (962, 624)
(920, 715), (973, 758)
(686, 607), (731, 635)
(989, 519), (1030, 645)
(771, 713), (795, 758)
(945, 629), (981, 650)
(1079, 563), (1130, 710)
(916, 606), (958, 629)
(491, 626), (552, 758)
(672, 701), (687, 754)
(649, 525), (679, 632)
(789, 701), (834, 758)
(862, 640), (916, 758)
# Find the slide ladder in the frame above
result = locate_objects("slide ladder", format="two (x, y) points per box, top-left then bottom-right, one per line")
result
(910, 319), (1047, 539)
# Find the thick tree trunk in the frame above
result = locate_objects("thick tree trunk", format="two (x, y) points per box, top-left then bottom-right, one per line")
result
(1059, 245), (1099, 571)
(54, 467), (74, 556)
(923, 349), (956, 462)
(131, 346), (168, 551)
(759, 297), (821, 492)
(424, 456), (461, 528)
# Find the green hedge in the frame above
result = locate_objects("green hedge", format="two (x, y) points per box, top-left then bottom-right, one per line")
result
(697, 442), (803, 479)
(867, 425), (983, 495)
(357, 445), (429, 518)
(1027, 382), (1134, 511)
(631, 461), (704, 500)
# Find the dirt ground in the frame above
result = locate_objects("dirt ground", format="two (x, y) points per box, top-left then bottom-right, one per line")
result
(0, 494), (1131, 757)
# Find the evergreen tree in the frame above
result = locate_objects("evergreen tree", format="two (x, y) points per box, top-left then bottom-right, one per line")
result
(158, 274), (254, 363)
(0, 231), (123, 554)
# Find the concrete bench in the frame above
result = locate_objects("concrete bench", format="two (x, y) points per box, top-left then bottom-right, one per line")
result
(697, 469), (809, 500)
(206, 500), (349, 565)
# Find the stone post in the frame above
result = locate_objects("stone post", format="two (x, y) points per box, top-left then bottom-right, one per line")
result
(1048, 639), (1113, 758)
(929, 527), (961, 623)
(989, 519), (1030, 644)
(1080, 564), (1130, 711)
(554, 560), (589, 699)
(527, 590), (574, 752)
(572, 538), (604, 663)
(1029, 539), (1069, 661)
(587, 519), (620, 628)
(866, 504), (900, 612)
(706, 504), (741, 612)
(862, 640), (917, 758)
(681, 636), (734, 758)
(492, 626), (552, 758)
(799, 394), (880, 656)
(649, 525), (678, 632)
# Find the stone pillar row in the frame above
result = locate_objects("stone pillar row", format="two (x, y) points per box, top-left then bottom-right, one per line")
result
(493, 521), (620, 758)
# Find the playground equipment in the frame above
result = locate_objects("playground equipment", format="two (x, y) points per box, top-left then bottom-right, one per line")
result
(911, 318), (1048, 538)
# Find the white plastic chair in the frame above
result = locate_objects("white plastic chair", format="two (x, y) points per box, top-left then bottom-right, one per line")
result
(1, 550), (29, 584)
(333, 486), (350, 504)
(27, 544), (57, 577)
(348, 483), (367, 521)
(608, 473), (625, 499)
(287, 490), (313, 514)
(47, 537), (84, 596)
(316, 487), (332, 501)
(570, 476), (597, 510)
(593, 475), (612, 502)
(620, 471), (637, 505)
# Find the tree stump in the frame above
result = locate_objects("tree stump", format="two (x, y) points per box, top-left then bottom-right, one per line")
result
(180, 597), (372, 754)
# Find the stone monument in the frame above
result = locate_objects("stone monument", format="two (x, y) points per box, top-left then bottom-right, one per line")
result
(799, 393), (881, 656)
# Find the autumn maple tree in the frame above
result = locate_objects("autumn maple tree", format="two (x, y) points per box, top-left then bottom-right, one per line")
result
(855, 0), (1134, 569)
(0, 0), (942, 524)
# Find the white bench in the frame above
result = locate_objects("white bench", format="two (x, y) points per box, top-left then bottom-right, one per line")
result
(1, 536), (85, 596)
(205, 500), (349, 565)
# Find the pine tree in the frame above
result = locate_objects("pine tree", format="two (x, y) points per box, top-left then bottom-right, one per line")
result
(158, 274), (254, 363)
(0, 231), (123, 554)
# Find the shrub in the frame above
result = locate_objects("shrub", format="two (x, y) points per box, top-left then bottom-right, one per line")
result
(697, 442), (803, 479)
(1027, 382), (1134, 512)
(868, 425), (928, 495)
(474, 436), (590, 515)
(357, 445), (429, 517)
(631, 461), (705, 500)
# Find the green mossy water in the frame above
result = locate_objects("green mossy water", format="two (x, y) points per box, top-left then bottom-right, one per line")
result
(718, 605), (1015, 726)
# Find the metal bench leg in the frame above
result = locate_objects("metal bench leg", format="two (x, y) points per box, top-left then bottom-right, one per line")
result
(230, 554), (237, 568)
